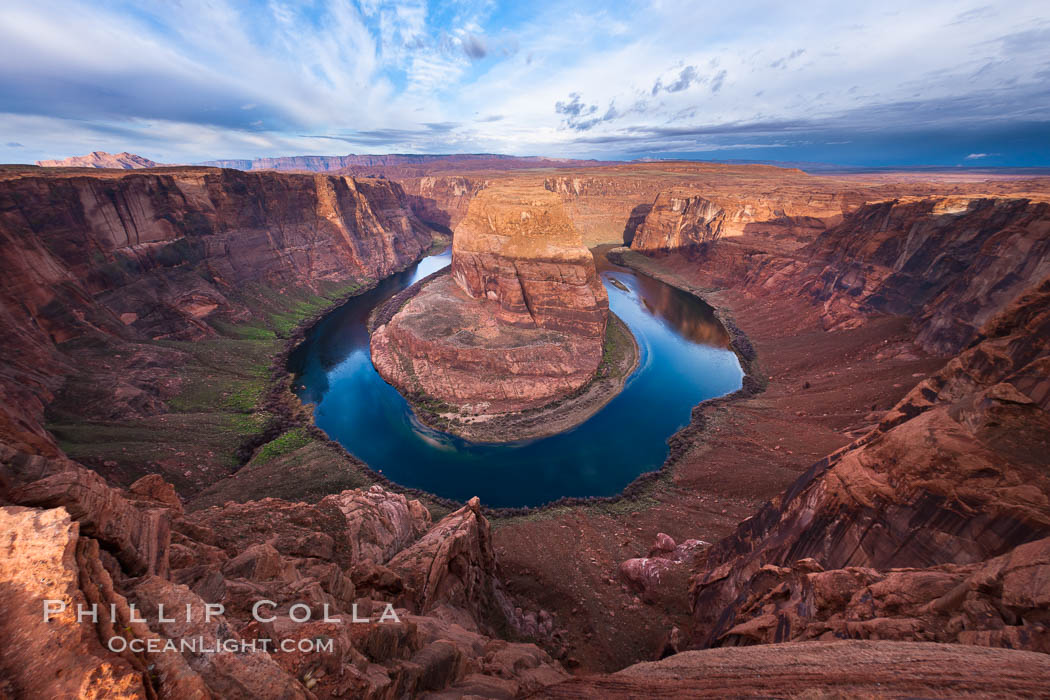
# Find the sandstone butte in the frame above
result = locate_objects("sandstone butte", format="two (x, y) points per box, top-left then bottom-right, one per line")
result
(1, 158), (1050, 697)
(370, 184), (616, 438)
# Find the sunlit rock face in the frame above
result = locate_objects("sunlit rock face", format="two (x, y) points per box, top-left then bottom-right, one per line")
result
(371, 184), (609, 416)
(630, 189), (726, 252)
(451, 185), (608, 337)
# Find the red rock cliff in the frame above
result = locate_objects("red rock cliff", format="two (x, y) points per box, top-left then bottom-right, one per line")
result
(629, 188), (726, 252)
(451, 184), (608, 337)
(0, 167), (437, 455)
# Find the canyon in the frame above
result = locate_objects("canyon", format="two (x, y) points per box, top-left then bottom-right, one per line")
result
(1, 157), (1049, 697)
(370, 184), (620, 440)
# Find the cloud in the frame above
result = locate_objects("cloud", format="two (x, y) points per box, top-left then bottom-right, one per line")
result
(554, 93), (592, 118)
(652, 65), (699, 95)
(554, 94), (625, 131)
(770, 49), (805, 69)
(1, 0), (1048, 165)
(5, 142), (23, 148)
(710, 69), (727, 93)
(461, 33), (487, 59)
(965, 152), (999, 159)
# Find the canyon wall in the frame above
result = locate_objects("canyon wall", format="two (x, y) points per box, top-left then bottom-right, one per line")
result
(688, 278), (1050, 651)
(400, 174), (487, 231)
(543, 167), (864, 244)
(451, 185), (608, 337)
(199, 153), (610, 173)
(0, 167), (438, 456)
(717, 196), (1050, 354)
(629, 189), (726, 252)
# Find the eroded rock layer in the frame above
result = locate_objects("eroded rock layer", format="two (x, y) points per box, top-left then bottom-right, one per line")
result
(371, 274), (605, 414)
(0, 449), (568, 698)
(0, 167), (437, 456)
(451, 185), (608, 337)
(685, 280), (1050, 650)
(371, 184), (609, 418)
(629, 188), (726, 252)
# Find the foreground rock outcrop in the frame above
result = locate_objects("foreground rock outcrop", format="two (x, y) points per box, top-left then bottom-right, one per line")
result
(0, 449), (568, 698)
(370, 185), (615, 434)
(542, 640), (1050, 698)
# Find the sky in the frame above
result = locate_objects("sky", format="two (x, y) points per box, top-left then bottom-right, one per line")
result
(1, 0), (1049, 167)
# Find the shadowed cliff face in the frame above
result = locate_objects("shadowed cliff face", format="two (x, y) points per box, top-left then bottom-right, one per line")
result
(687, 279), (1050, 651)
(692, 196), (1050, 356)
(0, 168), (437, 456)
(797, 197), (1050, 354)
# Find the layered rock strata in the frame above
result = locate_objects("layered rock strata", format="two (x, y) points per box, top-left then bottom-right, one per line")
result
(629, 188), (726, 252)
(0, 167), (438, 456)
(371, 185), (612, 427)
(0, 448), (568, 698)
(686, 279), (1050, 650)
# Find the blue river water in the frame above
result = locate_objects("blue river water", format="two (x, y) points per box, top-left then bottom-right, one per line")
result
(289, 249), (743, 507)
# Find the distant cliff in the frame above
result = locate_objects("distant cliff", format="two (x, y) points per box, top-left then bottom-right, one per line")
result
(718, 196), (1050, 354)
(36, 151), (160, 169)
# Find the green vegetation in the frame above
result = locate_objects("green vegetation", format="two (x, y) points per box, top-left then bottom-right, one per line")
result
(44, 272), (382, 497)
(253, 428), (313, 466)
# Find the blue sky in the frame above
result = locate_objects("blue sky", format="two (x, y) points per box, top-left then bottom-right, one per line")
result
(1, 0), (1048, 166)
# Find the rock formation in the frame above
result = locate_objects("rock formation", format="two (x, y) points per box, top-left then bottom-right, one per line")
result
(36, 151), (161, 169)
(629, 188), (726, 252)
(370, 184), (611, 424)
(0, 449), (568, 698)
(4, 158), (1050, 697)
(687, 279), (1050, 650)
(0, 167), (438, 457)
(709, 196), (1050, 354)
(450, 186), (608, 336)
(542, 640), (1050, 697)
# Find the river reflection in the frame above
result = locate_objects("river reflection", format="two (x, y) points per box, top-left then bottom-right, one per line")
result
(596, 254), (731, 349)
(289, 248), (743, 508)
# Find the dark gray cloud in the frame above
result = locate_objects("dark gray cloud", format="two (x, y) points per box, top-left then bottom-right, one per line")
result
(461, 34), (487, 59)
(0, 67), (298, 132)
(564, 82), (1050, 163)
(555, 94), (625, 131)
(652, 65), (726, 95)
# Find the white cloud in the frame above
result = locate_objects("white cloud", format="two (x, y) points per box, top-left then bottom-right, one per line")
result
(0, 0), (1047, 162)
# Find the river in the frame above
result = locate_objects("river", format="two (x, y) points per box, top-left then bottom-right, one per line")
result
(288, 248), (743, 508)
